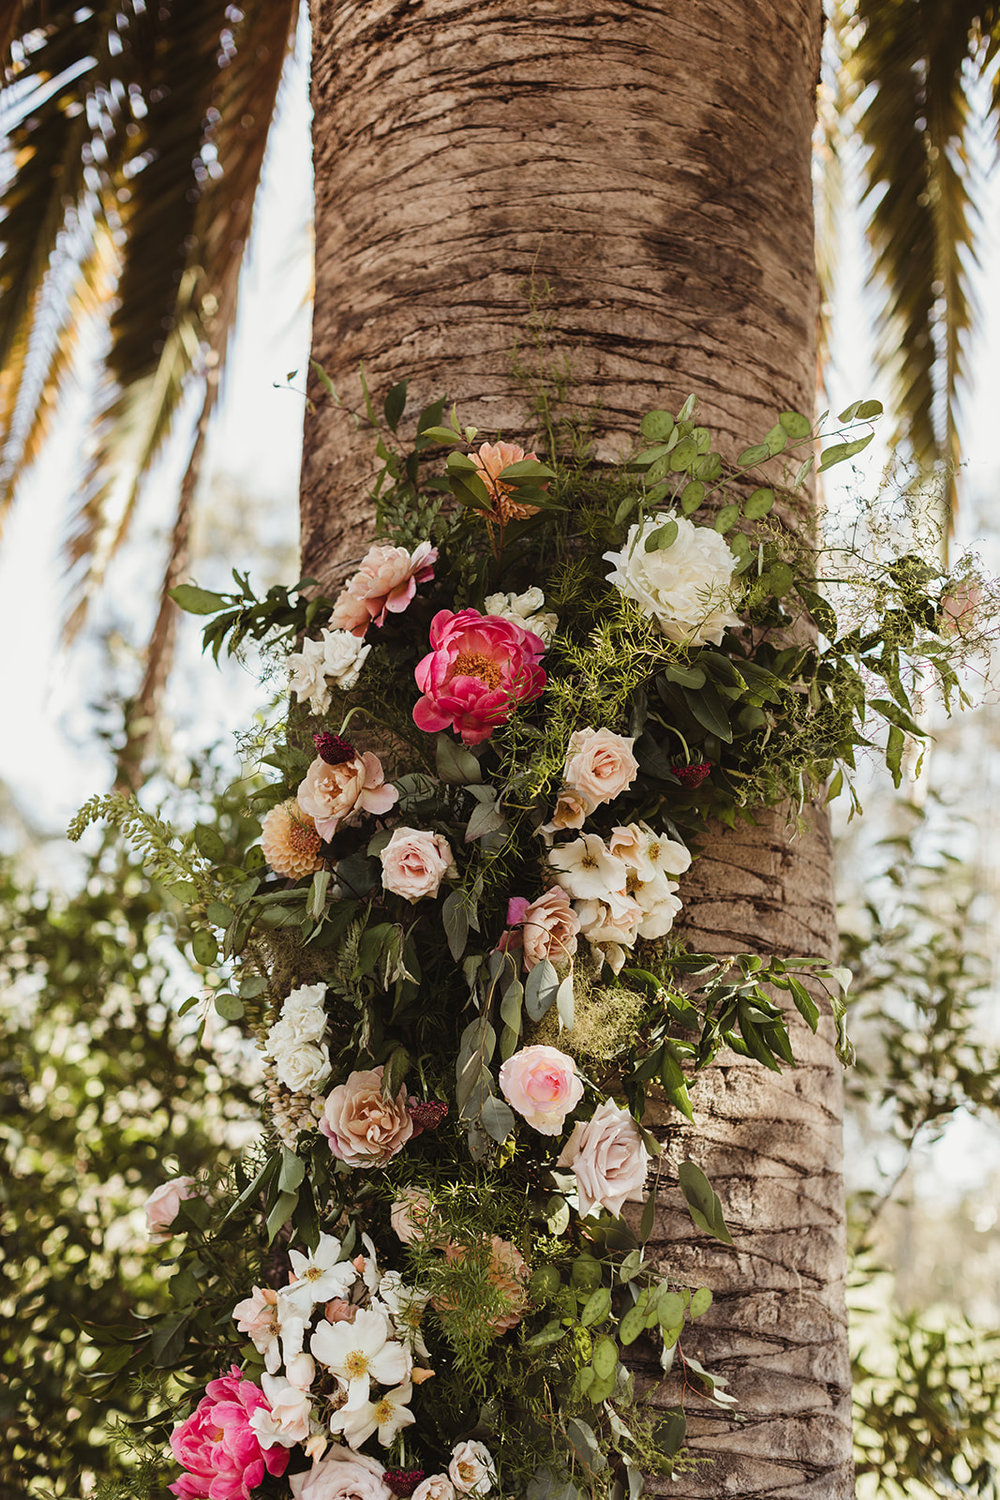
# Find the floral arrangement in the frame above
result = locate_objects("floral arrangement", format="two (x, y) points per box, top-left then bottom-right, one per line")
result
(72, 383), (994, 1500)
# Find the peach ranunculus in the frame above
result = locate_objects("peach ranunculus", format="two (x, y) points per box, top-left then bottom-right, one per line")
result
(439, 1238), (528, 1337)
(380, 827), (457, 902)
(563, 727), (639, 808)
(330, 541), (438, 638)
(145, 1176), (196, 1241)
(169, 1367), (289, 1500)
(473, 441), (542, 524)
(557, 1099), (650, 1218)
(413, 608), (546, 746)
(505, 887), (580, 972)
(289, 1446), (393, 1500)
(261, 798), (325, 879)
(320, 1066), (414, 1167)
(297, 749), (397, 841)
(498, 1045), (584, 1136)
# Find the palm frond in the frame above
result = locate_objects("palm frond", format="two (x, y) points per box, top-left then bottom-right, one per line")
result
(815, 2), (854, 384)
(850, 0), (985, 537)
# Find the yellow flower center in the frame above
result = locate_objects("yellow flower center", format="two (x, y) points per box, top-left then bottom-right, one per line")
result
(344, 1350), (369, 1377)
(451, 650), (503, 690)
(374, 1397), (394, 1423)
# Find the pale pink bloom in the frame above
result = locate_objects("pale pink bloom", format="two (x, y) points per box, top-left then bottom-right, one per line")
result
(575, 894), (643, 950)
(538, 787), (593, 841)
(390, 1187), (433, 1245)
(473, 440), (543, 523)
(331, 541), (438, 637)
(232, 1286), (282, 1374)
(324, 1298), (358, 1323)
(310, 1307), (411, 1405)
(297, 752), (397, 841)
(380, 827), (456, 902)
(144, 1176), (195, 1242)
(250, 1372), (313, 1448)
(169, 1366), (288, 1500)
(498, 1045), (584, 1136)
(413, 608), (546, 746)
(547, 833), (627, 902)
(413, 1476), (456, 1500)
(448, 1439), (497, 1497)
(940, 577), (983, 635)
(557, 1099), (650, 1218)
(439, 1238), (527, 1336)
(290, 1446), (392, 1500)
(505, 886), (580, 971)
(321, 1066), (415, 1167)
(261, 799), (324, 879)
(330, 1378), (415, 1449)
(563, 727), (639, 808)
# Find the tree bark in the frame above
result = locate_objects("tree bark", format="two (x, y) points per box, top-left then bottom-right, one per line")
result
(301, 3), (852, 1497)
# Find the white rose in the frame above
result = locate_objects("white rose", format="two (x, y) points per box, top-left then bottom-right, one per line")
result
(413, 1477), (456, 1500)
(483, 586), (559, 644)
(321, 627), (371, 688)
(280, 983), (329, 1041)
(289, 637), (333, 715)
(604, 512), (742, 644)
(269, 1034), (332, 1094)
(448, 1440), (497, 1497)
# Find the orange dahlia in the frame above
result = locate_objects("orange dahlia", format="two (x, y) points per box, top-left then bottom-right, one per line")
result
(260, 799), (324, 879)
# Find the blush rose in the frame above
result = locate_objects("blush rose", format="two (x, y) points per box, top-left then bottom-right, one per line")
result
(380, 827), (456, 902)
(557, 1099), (650, 1217)
(563, 727), (639, 808)
(498, 1045), (584, 1136)
(321, 1066), (414, 1167)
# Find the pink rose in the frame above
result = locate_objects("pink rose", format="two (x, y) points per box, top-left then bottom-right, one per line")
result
(413, 1477), (456, 1500)
(330, 541), (437, 638)
(390, 1187), (434, 1245)
(506, 886), (580, 971)
(144, 1176), (195, 1242)
(413, 609), (546, 746)
(297, 750), (397, 841)
(380, 826), (456, 902)
(321, 1066), (414, 1166)
(563, 727), (639, 807)
(169, 1367), (288, 1500)
(448, 1439), (497, 1496)
(498, 1045), (584, 1136)
(473, 440), (543, 523)
(557, 1099), (650, 1218)
(290, 1446), (392, 1500)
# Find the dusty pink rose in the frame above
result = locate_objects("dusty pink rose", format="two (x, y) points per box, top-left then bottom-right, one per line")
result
(498, 1045), (584, 1136)
(506, 886), (580, 971)
(940, 577), (982, 635)
(330, 541), (437, 637)
(473, 440), (543, 523)
(390, 1187), (434, 1245)
(439, 1238), (528, 1336)
(413, 608), (546, 746)
(557, 1099), (650, 1218)
(380, 826), (456, 902)
(297, 751), (397, 841)
(144, 1176), (195, 1242)
(538, 786), (593, 840)
(324, 1298), (359, 1322)
(169, 1366), (288, 1500)
(321, 1066), (415, 1166)
(563, 727), (639, 807)
(290, 1446), (392, 1500)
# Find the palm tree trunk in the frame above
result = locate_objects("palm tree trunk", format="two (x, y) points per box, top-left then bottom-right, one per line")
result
(301, 3), (852, 1496)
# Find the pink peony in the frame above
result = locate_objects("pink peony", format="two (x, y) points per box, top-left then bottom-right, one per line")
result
(563, 727), (639, 807)
(505, 886), (580, 971)
(169, 1366), (288, 1500)
(330, 541), (438, 638)
(413, 609), (546, 746)
(290, 1446), (393, 1500)
(321, 1066), (415, 1166)
(473, 441), (543, 523)
(297, 750), (398, 841)
(144, 1176), (195, 1242)
(498, 1045), (584, 1136)
(557, 1099), (650, 1218)
(380, 827), (456, 902)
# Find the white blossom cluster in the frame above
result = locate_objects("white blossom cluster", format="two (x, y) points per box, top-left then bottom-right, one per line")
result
(288, 628), (371, 715)
(482, 585), (558, 645)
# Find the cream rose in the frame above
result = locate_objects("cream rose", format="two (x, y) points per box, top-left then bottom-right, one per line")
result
(604, 512), (742, 644)
(297, 752), (398, 841)
(390, 1187), (433, 1245)
(144, 1176), (195, 1241)
(290, 1447), (392, 1500)
(557, 1099), (650, 1217)
(498, 1045), (584, 1136)
(412, 1477), (456, 1500)
(321, 1066), (414, 1166)
(563, 727), (639, 807)
(448, 1440), (497, 1497)
(380, 827), (457, 902)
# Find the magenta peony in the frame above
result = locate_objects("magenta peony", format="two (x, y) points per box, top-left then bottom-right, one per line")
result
(412, 609), (546, 746)
(169, 1366), (288, 1500)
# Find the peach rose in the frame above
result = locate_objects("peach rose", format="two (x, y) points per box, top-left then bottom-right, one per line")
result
(563, 727), (639, 808)
(439, 1239), (527, 1337)
(330, 541), (438, 638)
(538, 787), (593, 842)
(144, 1176), (195, 1241)
(557, 1099), (650, 1217)
(506, 886), (580, 971)
(473, 441), (541, 523)
(390, 1188), (434, 1245)
(320, 1066), (414, 1167)
(380, 827), (456, 902)
(297, 751), (397, 841)
(498, 1045), (583, 1136)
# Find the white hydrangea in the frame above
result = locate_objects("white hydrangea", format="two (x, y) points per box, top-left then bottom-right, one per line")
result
(483, 585), (558, 644)
(603, 512), (742, 645)
(288, 628), (371, 714)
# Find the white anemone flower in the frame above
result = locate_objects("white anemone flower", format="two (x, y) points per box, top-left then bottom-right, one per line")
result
(284, 1233), (356, 1313)
(547, 834), (627, 902)
(329, 1378), (416, 1450)
(250, 1373), (313, 1448)
(311, 1307), (411, 1405)
(376, 1271), (431, 1358)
